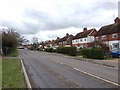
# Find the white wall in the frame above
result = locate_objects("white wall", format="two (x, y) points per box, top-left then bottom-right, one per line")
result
(87, 36), (95, 42)
(72, 36), (95, 45)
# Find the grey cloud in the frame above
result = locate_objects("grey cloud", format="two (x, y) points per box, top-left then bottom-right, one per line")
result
(0, 1), (118, 37)
(94, 2), (118, 10)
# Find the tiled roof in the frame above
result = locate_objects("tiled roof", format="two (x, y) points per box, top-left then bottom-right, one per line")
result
(95, 23), (120, 36)
(73, 29), (95, 40)
(59, 35), (74, 42)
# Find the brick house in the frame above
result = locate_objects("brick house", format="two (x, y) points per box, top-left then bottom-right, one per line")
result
(95, 17), (120, 51)
(72, 28), (97, 48)
(59, 33), (74, 47)
(43, 40), (52, 49)
(53, 37), (61, 49)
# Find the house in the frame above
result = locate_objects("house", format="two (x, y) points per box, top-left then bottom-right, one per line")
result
(72, 28), (97, 48)
(95, 17), (120, 51)
(43, 40), (53, 49)
(59, 33), (74, 47)
(52, 37), (61, 49)
(40, 37), (61, 49)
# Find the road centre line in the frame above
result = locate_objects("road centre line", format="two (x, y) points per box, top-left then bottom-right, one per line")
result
(50, 59), (119, 87)
(73, 68), (120, 87)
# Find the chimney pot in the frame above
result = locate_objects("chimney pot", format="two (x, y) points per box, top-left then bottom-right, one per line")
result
(114, 17), (120, 24)
(66, 33), (69, 36)
(57, 37), (59, 39)
(83, 27), (87, 32)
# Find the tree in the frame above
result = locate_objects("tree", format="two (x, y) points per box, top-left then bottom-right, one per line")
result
(18, 36), (30, 45)
(32, 37), (39, 50)
(2, 29), (19, 55)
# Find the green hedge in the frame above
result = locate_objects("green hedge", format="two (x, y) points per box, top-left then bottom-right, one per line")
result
(80, 48), (104, 59)
(56, 46), (77, 56)
(44, 48), (54, 53)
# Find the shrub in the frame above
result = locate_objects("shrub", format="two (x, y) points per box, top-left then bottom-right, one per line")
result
(56, 46), (77, 56)
(44, 48), (53, 53)
(2, 31), (18, 55)
(80, 48), (104, 59)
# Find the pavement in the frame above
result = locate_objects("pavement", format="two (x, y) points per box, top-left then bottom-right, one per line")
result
(19, 49), (119, 88)
(48, 52), (119, 69)
(92, 59), (118, 68)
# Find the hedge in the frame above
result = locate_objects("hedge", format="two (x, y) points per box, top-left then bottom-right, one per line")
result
(44, 48), (53, 52)
(80, 48), (104, 59)
(56, 46), (77, 56)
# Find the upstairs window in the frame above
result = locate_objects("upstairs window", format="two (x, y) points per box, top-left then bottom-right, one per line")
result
(101, 35), (106, 41)
(80, 39), (82, 42)
(112, 33), (118, 38)
(76, 40), (78, 42)
(96, 37), (98, 41)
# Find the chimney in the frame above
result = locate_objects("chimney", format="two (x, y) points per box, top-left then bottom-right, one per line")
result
(66, 33), (69, 36)
(83, 27), (87, 32)
(114, 17), (120, 24)
(57, 37), (59, 39)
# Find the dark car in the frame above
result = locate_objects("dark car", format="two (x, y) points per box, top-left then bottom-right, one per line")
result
(111, 49), (120, 58)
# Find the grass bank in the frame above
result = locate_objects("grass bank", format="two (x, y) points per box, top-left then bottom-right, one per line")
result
(0, 58), (2, 89)
(2, 58), (26, 88)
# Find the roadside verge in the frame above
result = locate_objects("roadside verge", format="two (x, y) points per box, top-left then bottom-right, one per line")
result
(44, 52), (119, 69)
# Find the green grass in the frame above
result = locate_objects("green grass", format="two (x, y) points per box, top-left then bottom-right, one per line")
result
(2, 59), (26, 88)
(8, 49), (18, 57)
(0, 59), (2, 89)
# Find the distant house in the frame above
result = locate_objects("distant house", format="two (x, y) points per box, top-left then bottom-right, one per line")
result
(72, 28), (97, 48)
(43, 40), (53, 49)
(59, 33), (74, 47)
(95, 17), (120, 50)
(40, 37), (61, 49)
(52, 37), (61, 49)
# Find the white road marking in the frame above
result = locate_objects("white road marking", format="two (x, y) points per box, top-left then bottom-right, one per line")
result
(51, 59), (119, 86)
(20, 59), (32, 88)
(73, 68), (120, 87)
(51, 60), (64, 65)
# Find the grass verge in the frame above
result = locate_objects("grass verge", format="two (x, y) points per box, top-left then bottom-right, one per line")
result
(0, 57), (2, 90)
(2, 59), (26, 88)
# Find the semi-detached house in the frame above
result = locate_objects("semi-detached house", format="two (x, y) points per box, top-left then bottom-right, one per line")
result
(72, 28), (97, 48)
(59, 33), (74, 47)
(95, 17), (120, 50)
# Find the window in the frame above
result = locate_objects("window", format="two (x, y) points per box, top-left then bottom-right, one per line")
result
(80, 39), (82, 42)
(113, 43), (119, 48)
(84, 38), (86, 41)
(112, 33), (118, 38)
(96, 37), (98, 41)
(101, 35), (106, 41)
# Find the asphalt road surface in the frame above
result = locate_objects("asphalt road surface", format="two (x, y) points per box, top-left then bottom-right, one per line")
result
(19, 49), (119, 88)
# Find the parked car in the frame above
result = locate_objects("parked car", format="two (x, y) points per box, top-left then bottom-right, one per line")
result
(111, 49), (120, 58)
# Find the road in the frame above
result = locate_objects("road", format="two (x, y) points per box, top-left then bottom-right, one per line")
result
(19, 49), (119, 88)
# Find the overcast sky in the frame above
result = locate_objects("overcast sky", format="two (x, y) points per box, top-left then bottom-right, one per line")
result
(0, 0), (119, 43)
